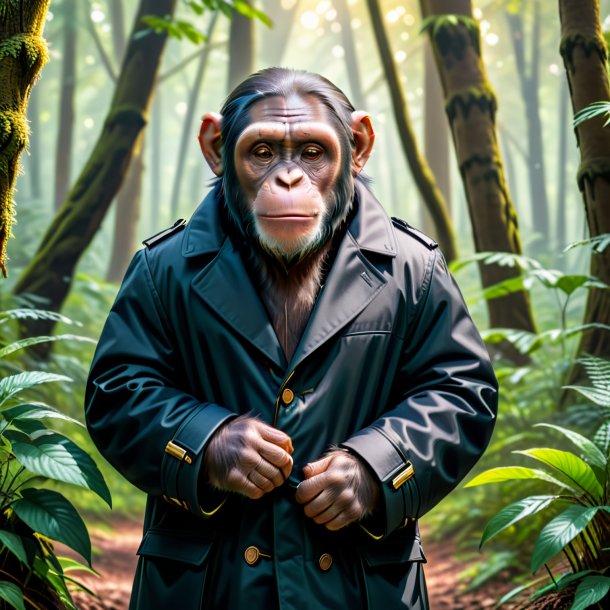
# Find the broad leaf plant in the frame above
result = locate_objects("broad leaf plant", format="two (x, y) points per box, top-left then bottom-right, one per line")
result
(0, 308), (110, 610)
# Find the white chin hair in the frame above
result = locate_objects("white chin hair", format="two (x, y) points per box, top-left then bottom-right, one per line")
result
(256, 224), (324, 261)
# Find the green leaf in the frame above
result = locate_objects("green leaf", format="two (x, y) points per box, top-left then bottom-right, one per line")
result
(480, 328), (542, 354)
(571, 574), (610, 610)
(564, 384), (610, 407)
(12, 488), (91, 565)
(0, 581), (25, 610)
(449, 251), (541, 274)
(0, 372), (72, 407)
(0, 529), (29, 566)
(573, 101), (610, 128)
(2, 403), (84, 428)
(480, 495), (558, 548)
(232, 0), (272, 27)
(0, 309), (79, 326)
(58, 555), (99, 576)
(516, 448), (603, 500)
(0, 334), (95, 359)
(564, 233), (610, 254)
(11, 434), (111, 507)
(530, 505), (610, 573)
(465, 466), (579, 494)
(535, 424), (607, 470)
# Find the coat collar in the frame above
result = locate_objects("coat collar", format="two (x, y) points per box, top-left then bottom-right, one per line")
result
(183, 182), (397, 371)
(181, 181), (397, 259)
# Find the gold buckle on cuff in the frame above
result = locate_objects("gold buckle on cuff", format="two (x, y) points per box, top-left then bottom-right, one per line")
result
(165, 440), (193, 464)
(392, 462), (415, 489)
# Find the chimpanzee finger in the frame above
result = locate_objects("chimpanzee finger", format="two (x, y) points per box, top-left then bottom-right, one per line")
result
(225, 469), (265, 500)
(257, 440), (294, 477)
(257, 423), (294, 454)
(253, 457), (288, 488)
(295, 472), (329, 505)
(247, 469), (275, 493)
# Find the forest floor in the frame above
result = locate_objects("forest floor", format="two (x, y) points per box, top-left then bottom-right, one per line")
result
(65, 519), (517, 610)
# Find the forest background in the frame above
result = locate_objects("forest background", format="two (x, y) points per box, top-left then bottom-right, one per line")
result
(1, 0), (609, 609)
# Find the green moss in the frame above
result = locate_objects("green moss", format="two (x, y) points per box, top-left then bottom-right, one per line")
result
(0, 34), (48, 69)
(0, 109), (28, 176)
(421, 14), (480, 59)
(446, 85), (497, 122)
(577, 159), (610, 192)
(560, 33), (607, 71)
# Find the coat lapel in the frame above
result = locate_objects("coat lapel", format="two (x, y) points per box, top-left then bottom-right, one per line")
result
(184, 188), (287, 370)
(289, 183), (397, 370)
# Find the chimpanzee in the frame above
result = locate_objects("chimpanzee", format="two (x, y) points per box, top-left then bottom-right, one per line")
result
(85, 68), (498, 610)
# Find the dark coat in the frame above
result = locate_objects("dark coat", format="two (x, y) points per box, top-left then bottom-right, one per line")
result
(85, 183), (498, 610)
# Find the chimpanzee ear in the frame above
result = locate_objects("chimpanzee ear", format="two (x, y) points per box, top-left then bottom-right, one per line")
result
(198, 112), (223, 176)
(351, 111), (375, 176)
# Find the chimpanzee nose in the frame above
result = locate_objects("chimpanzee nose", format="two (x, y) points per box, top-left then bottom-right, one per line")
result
(275, 168), (304, 190)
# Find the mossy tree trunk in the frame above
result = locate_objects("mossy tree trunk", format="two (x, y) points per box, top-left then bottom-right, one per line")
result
(365, 0), (457, 262)
(14, 0), (177, 337)
(559, 0), (610, 386)
(419, 0), (537, 342)
(0, 0), (50, 277)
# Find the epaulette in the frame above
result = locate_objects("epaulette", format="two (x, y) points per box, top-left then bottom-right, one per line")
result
(142, 219), (186, 248)
(391, 217), (438, 250)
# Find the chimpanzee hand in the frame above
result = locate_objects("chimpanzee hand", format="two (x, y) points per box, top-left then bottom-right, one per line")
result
(203, 414), (294, 500)
(295, 449), (380, 531)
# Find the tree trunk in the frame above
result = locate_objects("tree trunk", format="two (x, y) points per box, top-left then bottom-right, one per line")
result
(27, 82), (42, 200)
(106, 0), (139, 282)
(170, 14), (218, 219)
(556, 76), (569, 252)
(506, 6), (549, 247)
(0, 0), (50, 277)
(13, 0), (177, 337)
(260, 0), (299, 67)
(150, 91), (162, 234)
(419, 0), (537, 342)
(365, 0), (457, 262)
(105, 133), (144, 283)
(423, 39), (451, 233)
(227, 1), (255, 93)
(335, 0), (365, 109)
(54, 0), (77, 211)
(559, 0), (610, 385)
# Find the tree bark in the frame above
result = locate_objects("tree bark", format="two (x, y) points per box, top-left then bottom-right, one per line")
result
(54, 0), (77, 211)
(13, 0), (177, 336)
(0, 0), (50, 276)
(27, 81), (41, 200)
(365, 0), (457, 262)
(506, 6), (549, 246)
(227, 0), (255, 93)
(419, 0), (537, 340)
(559, 0), (610, 383)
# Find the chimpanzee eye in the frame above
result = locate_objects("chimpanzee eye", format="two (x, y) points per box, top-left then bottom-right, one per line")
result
(301, 146), (324, 162)
(252, 145), (273, 161)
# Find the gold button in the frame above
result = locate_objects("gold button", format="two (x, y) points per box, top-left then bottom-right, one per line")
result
(244, 546), (260, 566)
(281, 388), (295, 404)
(318, 553), (333, 572)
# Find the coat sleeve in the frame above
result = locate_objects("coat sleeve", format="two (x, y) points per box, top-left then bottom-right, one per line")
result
(85, 249), (235, 517)
(341, 248), (498, 538)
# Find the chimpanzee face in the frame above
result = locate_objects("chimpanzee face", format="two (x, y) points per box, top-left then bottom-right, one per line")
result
(233, 94), (343, 260)
(199, 70), (374, 265)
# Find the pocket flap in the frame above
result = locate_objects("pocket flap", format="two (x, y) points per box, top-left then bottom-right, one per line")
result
(137, 529), (213, 566)
(361, 536), (425, 567)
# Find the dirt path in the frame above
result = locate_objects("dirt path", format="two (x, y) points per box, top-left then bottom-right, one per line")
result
(68, 520), (514, 609)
